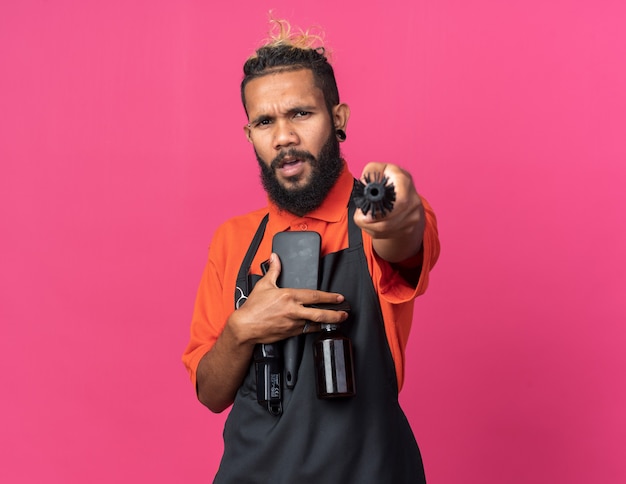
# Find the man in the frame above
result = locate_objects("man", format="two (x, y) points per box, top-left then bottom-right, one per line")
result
(183, 19), (440, 483)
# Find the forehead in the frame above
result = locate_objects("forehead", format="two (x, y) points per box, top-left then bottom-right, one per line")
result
(244, 69), (326, 115)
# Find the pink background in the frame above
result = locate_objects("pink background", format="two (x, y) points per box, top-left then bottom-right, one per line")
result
(1, 1), (625, 483)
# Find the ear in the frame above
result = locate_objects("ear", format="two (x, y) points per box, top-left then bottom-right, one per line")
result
(243, 124), (253, 143)
(332, 103), (350, 131)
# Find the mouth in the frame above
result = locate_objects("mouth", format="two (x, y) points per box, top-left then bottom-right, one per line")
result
(276, 155), (302, 168)
(272, 151), (311, 178)
(277, 157), (306, 178)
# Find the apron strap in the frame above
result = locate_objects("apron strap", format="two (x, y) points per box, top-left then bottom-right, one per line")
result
(348, 179), (364, 248)
(234, 213), (269, 309)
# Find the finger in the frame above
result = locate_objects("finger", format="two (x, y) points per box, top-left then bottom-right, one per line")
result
(300, 307), (348, 325)
(360, 162), (388, 183)
(262, 253), (282, 286)
(292, 289), (345, 306)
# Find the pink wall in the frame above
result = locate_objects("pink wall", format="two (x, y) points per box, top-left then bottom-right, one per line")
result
(1, 1), (624, 482)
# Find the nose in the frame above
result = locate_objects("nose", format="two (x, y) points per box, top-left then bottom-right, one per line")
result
(273, 119), (299, 150)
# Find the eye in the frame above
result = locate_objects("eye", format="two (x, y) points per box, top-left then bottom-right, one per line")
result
(293, 111), (311, 119)
(254, 118), (272, 129)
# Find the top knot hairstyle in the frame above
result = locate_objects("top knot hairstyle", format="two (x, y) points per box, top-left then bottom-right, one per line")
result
(241, 18), (340, 115)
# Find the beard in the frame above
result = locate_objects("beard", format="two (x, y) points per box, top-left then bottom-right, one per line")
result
(256, 132), (343, 216)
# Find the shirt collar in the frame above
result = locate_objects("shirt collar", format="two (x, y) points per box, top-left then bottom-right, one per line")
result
(267, 162), (354, 231)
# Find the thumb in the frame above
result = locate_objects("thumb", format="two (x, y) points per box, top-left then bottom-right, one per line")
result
(263, 253), (282, 285)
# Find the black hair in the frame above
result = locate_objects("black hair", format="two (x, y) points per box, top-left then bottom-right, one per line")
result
(241, 44), (340, 115)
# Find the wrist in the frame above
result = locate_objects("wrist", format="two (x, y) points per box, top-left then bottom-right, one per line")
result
(224, 311), (256, 349)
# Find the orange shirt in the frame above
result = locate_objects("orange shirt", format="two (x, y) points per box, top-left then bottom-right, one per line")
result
(182, 166), (440, 391)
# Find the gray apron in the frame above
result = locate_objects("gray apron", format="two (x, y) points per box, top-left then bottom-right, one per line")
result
(215, 196), (426, 484)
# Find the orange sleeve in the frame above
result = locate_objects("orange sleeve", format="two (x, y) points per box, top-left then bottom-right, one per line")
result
(181, 209), (271, 392)
(181, 221), (242, 391)
(181, 255), (223, 391)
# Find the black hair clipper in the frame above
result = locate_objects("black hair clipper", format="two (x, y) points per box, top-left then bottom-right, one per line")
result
(254, 342), (283, 416)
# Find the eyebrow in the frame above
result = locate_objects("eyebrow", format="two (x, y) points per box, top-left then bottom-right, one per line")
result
(248, 105), (318, 126)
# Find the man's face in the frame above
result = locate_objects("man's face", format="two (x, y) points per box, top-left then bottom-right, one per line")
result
(243, 69), (344, 215)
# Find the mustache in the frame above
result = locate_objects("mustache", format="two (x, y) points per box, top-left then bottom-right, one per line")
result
(271, 149), (316, 170)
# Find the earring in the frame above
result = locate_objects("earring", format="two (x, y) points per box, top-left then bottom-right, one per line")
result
(336, 129), (347, 142)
